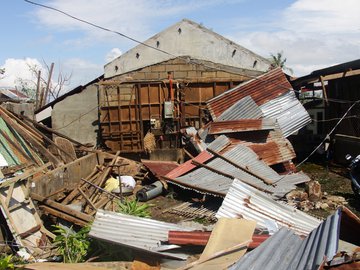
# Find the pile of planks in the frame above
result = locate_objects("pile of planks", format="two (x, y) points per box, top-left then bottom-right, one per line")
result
(31, 151), (141, 226)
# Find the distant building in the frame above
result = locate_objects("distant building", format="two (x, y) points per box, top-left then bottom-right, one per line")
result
(291, 59), (360, 163)
(36, 19), (272, 152)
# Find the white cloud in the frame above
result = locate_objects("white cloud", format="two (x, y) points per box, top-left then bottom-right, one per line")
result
(105, 48), (122, 62)
(230, 0), (360, 76)
(0, 58), (44, 88)
(283, 0), (360, 33)
(30, 0), (244, 47)
(62, 58), (103, 88)
(0, 58), (102, 97)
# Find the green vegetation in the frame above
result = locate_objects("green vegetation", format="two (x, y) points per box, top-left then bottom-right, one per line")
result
(117, 199), (152, 218)
(0, 255), (14, 270)
(52, 225), (91, 263)
(270, 51), (293, 74)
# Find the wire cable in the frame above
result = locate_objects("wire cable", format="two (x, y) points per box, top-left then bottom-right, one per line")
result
(295, 100), (360, 168)
(24, 0), (358, 106)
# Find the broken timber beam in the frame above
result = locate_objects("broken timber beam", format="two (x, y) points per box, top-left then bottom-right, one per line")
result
(30, 192), (94, 223)
(0, 107), (62, 167)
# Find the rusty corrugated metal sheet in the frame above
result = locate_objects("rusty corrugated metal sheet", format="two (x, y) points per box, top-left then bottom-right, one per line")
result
(207, 68), (290, 119)
(164, 143), (309, 198)
(165, 151), (213, 179)
(141, 160), (179, 177)
(168, 231), (270, 248)
(215, 95), (263, 121)
(208, 119), (275, 134)
(168, 231), (211, 246)
(225, 128), (296, 166)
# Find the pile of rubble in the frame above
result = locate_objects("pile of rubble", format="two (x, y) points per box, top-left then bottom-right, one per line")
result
(0, 68), (358, 270)
(286, 181), (348, 212)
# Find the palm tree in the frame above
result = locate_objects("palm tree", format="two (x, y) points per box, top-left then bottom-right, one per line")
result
(270, 51), (293, 74)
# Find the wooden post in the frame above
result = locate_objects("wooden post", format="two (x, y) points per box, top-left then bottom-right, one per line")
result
(43, 62), (54, 106)
(35, 70), (41, 110)
(320, 76), (329, 106)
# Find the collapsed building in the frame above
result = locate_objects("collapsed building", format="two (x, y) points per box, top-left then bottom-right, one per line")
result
(0, 19), (359, 270)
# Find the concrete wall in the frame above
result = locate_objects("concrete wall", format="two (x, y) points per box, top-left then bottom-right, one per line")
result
(52, 84), (98, 145)
(114, 57), (259, 82)
(105, 19), (271, 78)
(1, 102), (34, 119)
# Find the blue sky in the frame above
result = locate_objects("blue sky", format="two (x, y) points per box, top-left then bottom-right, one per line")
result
(1, 0), (359, 92)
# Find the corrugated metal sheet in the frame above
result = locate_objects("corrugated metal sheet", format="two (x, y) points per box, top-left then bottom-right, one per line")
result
(89, 209), (193, 260)
(205, 134), (230, 152)
(141, 160), (179, 177)
(229, 208), (342, 270)
(209, 143), (280, 184)
(207, 68), (290, 119)
(215, 96), (263, 121)
(168, 231), (211, 246)
(167, 150), (309, 198)
(224, 127), (296, 166)
(260, 91), (311, 137)
(208, 119), (275, 134)
(165, 151), (213, 179)
(216, 179), (321, 236)
(168, 231), (270, 249)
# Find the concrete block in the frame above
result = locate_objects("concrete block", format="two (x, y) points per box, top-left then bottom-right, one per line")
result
(145, 72), (160, 80)
(150, 65), (166, 72)
(306, 181), (322, 202)
(174, 71), (187, 78)
(201, 71), (217, 78)
(216, 71), (232, 78)
(133, 72), (146, 80)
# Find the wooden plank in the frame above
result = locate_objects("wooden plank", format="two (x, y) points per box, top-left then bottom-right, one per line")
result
(78, 187), (97, 210)
(5, 183), (15, 208)
(0, 182), (45, 252)
(31, 192), (94, 223)
(0, 162), (51, 188)
(0, 129), (37, 165)
(320, 75), (329, 106)
(22, 115), (87, 146)
(18, 225), (41, 239)
(39, 206), (88, 226)
(0, 107), (62, 167)
(54, 137), (76, 163)
(61, 166), (100, 205)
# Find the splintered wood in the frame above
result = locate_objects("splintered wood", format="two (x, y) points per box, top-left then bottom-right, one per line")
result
(33, 152), (138, 226)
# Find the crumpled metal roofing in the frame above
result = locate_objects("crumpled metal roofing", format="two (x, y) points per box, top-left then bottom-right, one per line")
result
(216, 179), (321, 235)
(260, 91), (312, 137)
(206, 68), (310, 137)
(207, 68), (290, 118)
(208, 119), (275, 134)
(224, 127), (296, 166)
(165, 136), (309, 198)
(229, 208), (342, 270)
(89, 209), (193, 260)
(215, 96), (263, 121)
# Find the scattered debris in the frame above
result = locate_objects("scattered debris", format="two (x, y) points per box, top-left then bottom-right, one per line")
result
(89, 209), (193, 260)
(216, 179), (321, 235)
(229, 207), (360, 270)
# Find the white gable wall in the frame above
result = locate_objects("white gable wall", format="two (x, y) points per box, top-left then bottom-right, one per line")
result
(105, 19), (271, 78)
